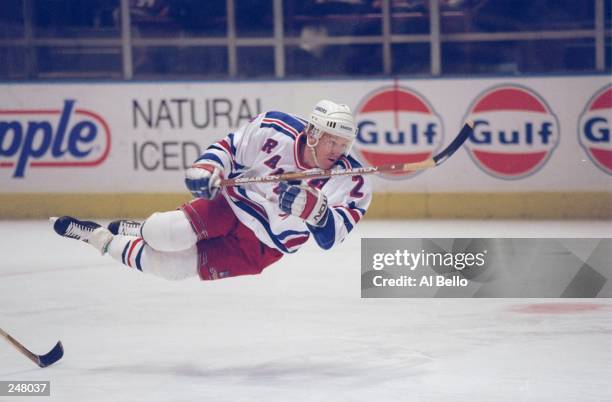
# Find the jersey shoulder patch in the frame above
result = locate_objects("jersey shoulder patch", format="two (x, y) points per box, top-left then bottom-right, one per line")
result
(261, 111), (306, 139)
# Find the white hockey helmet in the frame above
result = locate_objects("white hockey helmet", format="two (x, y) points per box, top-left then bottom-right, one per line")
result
(307, 99), (356, 152)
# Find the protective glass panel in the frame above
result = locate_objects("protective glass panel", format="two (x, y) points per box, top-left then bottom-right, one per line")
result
(132, 46), (228, 78)
(392, 43), (431, 75)
(441, 0), (595, 34)
(236, 1), (274, 37)
(284, 1), (381, 37)
(0, 0), (24, 39)
(0, 47), (27, 79)
(129, 1), (226, 38)
(391, 1), (430, 35)
(441, 39), (597, 74)
(237, 47), (275, 78)
(285, 44), (383, 77)
(33, 0), (120, 38)
(35, 46), (122, 78)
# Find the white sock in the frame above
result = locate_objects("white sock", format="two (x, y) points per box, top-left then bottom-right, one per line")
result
(108, 235), (147, 272)
(108, 235), (199, 280)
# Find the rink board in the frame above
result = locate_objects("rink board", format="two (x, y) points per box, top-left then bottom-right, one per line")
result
(0, 192), (610, 219)
(1, 75), (611, 218)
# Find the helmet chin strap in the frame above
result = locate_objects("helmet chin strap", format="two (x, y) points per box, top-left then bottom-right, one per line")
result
(306, 135), (323, 168)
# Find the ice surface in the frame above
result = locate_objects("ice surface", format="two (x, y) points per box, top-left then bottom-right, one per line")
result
(1, 220), (611, 402)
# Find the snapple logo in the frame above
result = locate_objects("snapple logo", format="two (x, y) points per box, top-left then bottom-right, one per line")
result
(0, 100), (111, 178)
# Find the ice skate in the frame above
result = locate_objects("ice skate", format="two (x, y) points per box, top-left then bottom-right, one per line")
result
(50, 216), (113, 255)
(108, 220), (142, 236)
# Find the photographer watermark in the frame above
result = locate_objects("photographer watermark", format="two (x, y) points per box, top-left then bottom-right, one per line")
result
(361, 238), (612, 298)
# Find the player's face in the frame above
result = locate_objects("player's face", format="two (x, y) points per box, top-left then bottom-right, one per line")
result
(314, 133), (352, 169)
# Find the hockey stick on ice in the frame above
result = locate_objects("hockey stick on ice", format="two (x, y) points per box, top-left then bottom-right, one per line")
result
(0, 327), (64, 368)
(221, 120), (474, 187)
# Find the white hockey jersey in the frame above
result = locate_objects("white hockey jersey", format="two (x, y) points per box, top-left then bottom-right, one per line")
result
(195, 111), (372, 254)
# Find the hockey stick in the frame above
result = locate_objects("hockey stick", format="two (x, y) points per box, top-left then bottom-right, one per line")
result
(0, 327), (64, 368)
(221, 120), (474, 187)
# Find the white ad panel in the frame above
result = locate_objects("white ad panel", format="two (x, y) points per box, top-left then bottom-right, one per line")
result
(0, 76), (610, 193)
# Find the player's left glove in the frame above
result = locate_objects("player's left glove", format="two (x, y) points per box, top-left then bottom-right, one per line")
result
(278, 182), (329, 226)
(184, 163), (223, 199)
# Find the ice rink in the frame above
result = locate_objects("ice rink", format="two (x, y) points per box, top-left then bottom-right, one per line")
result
(1, 219), (611, 402)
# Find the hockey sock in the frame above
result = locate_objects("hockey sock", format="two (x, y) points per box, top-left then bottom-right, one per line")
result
(107, 235), (199, 280)
(108, 235), (146, 272)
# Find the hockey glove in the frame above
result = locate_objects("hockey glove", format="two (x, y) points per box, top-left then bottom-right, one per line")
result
(185, 163), (223, 199)
(278, 182), (329, 226)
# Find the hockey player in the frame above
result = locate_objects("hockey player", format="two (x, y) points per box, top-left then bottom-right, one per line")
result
(52, 100), (372, 281)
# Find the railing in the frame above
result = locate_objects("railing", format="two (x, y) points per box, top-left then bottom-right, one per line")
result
(0, 0), (610, 80)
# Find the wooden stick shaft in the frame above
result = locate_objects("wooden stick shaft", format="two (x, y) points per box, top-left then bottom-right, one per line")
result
(0, 327), (40, 366)
(220, 120), (472, 187)
(221, 158), (436, 187)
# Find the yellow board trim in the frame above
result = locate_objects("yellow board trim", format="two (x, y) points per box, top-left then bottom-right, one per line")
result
(369, 192), (612, 219)
(0, 192), (611, 219)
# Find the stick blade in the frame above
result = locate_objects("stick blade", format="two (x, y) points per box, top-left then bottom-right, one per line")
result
(37, 341), (64, 368)
(432, 120), (474, 166)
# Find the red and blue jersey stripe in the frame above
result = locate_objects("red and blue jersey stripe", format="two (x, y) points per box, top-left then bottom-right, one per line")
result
(225, 187), (310, 253)
(261, 111), (306, 140)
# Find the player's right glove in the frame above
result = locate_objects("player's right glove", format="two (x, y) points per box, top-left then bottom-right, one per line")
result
(184, 163), (223, 199)
(278, 182), (329, 227)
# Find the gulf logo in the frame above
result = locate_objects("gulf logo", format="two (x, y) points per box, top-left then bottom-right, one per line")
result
(354, 86), (444, 178)
(464, 84), (559, 180)
(578, 84), (612, 175)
